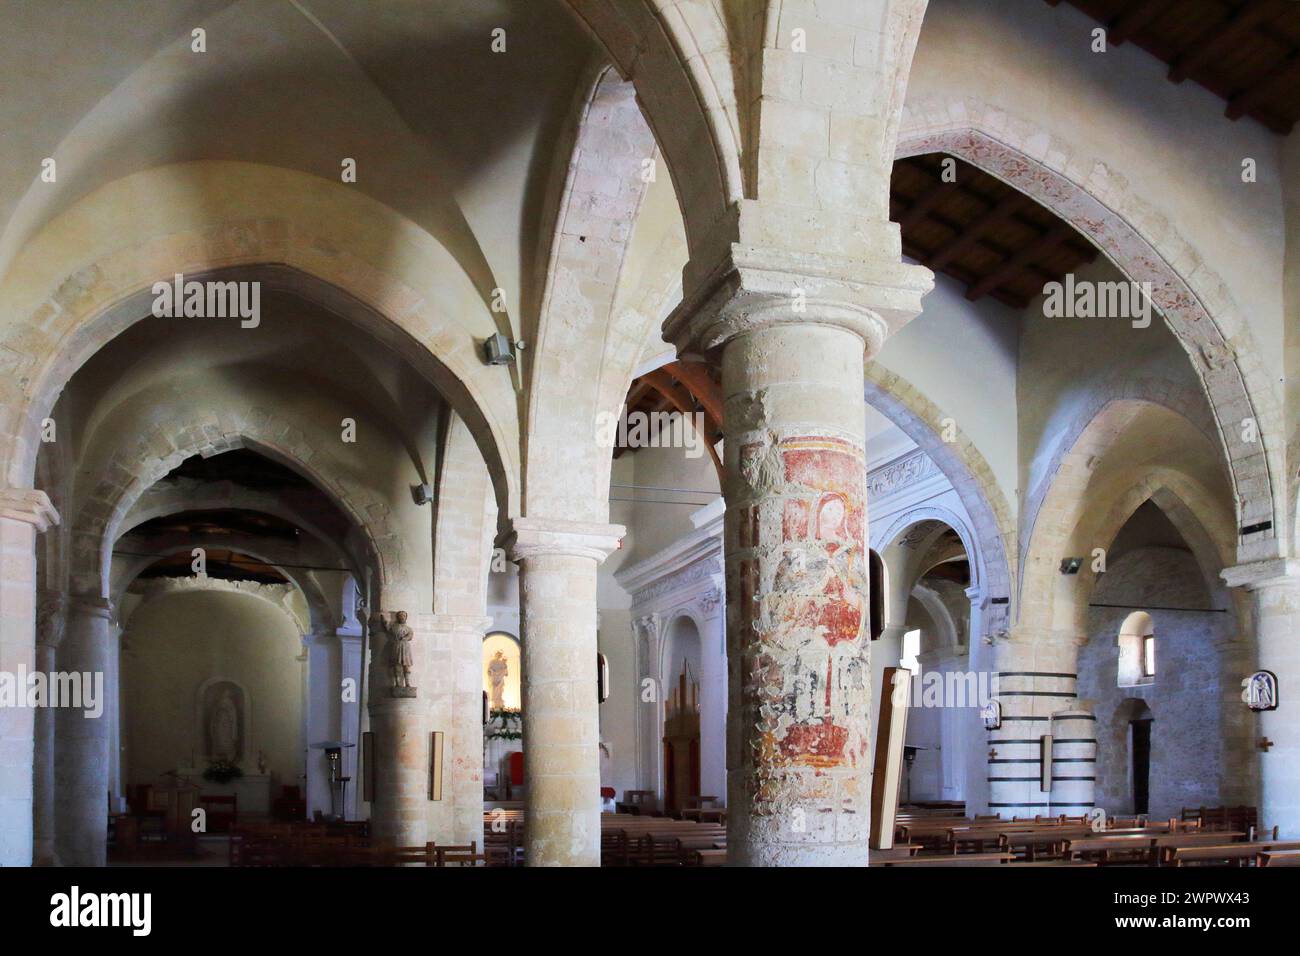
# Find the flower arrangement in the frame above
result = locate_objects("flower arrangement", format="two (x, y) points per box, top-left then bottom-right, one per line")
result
(486, 708), (523, 741)
(202, 758), (244, 784)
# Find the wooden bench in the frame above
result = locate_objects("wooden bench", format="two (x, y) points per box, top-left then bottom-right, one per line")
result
(1258, 850), (1300, 867)
(1169, 840), (1300, 867)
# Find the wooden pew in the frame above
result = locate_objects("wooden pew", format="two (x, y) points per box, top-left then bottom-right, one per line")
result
(1258, 850), (1300, 867)
(1169, 840), (1300, 867)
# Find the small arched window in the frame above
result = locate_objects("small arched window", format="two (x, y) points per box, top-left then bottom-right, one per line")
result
(1117, 611), (1155, 687)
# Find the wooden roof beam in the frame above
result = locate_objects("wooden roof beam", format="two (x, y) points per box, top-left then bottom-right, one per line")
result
(927, 192), (1030, 271)
(1168, 0), (1290, 84)
(662, 360), (723, 425)
(898, 177), (960, 231)
(965, 220), (1077, 301)
(1225, 50), (1300, 121)
(1107, 0), (1175, 46)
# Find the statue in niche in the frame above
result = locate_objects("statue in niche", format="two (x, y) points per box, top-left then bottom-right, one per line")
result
(387, 610), (416, 695)
(487, 650), (509, 710)
(203, 682), (245, 761)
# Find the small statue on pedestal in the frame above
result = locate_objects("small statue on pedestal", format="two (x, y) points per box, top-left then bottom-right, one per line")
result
(386, 610), (416, 698)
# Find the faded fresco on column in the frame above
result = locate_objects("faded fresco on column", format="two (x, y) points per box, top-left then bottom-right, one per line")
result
(733, 434), (869, 813)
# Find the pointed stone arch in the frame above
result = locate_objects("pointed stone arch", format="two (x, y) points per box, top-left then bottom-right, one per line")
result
(896, 103), (1283, 563)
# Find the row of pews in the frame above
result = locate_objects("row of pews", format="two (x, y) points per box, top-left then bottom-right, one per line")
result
(600, 813), (727, 866)
(880, 805), (1299, 866)
(230, 822), (490, 866)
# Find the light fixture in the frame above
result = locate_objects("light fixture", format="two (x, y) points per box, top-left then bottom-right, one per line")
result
(1059, 557), (1083, 575)
(411, 483), (433, 506)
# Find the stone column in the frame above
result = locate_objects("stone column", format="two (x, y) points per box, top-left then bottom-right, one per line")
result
(365, 611), (426, 848)
(985, 633), (1084, 820)
(631, 612), (663, 797)
(33, 589), (66, 865)
(0, 490), (58, 867)
(507, 517), (623, 867)
(662, 241), (928, 865)
(304, 628), (340, 819)
(1222, 559), (1300, 836)
(698, 588), (727, 803)
(55, 592), (114, 866)
(338, 631), (362, 820)
(425, 612), (491, 849)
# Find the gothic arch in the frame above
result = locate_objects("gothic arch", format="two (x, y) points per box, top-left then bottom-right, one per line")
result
(896, 106), (1283, 561)
(0, 162), (520, 519)
(1020, 397), (1237, 636)
(864, 365), (1014, 615)
(70, 416), (397, 602)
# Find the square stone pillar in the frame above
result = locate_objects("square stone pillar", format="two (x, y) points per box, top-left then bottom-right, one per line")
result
(0, 490), (58, 867)
(508, 517), (623, 866)
(1223, 559), (1300, 837)
(365, 611), (427, 848)
(424, 612), (491, 850)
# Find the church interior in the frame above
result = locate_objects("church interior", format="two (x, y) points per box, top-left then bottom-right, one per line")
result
(3, 0), (1300, 893)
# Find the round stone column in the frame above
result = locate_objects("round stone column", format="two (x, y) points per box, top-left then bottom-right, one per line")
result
(55, 592), (114, 866)
(985, 634), (1081, 820)
(720, 318), (878, 866)
(1223, 559), (1300, 837)
(33, 589), (66, 865)
(508, 517), (623, 867)
(663, 234), (930, 864)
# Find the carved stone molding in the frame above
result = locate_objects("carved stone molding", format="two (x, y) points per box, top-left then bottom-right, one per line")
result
(866, 449), (939, 500)
(0, 488), (59, 532)
(507, 516), (624, 564)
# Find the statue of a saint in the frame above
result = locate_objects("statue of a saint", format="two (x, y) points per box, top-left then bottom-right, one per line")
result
(387, 610), (415, 692)
(487, 650), (509, 710)
(211, 689), (239, 759)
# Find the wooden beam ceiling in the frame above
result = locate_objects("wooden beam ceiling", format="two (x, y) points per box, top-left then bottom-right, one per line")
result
(1046, 0), (1300, 134)
(614, 361), (724, 480)
(890, 153), (1100, 309)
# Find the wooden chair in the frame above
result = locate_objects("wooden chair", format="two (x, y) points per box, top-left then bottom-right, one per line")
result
(436, 841), (481, 866)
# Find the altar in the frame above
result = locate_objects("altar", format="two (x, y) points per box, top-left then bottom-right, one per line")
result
(176, 770), (275, 816)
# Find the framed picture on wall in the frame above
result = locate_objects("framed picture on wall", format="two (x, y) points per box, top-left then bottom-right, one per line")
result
(429, 731), (444, 801)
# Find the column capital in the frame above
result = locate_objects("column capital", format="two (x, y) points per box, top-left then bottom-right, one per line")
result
(1222, 558), (1300, 591)
(663, 223), (932, 358)
(0, 488), (59, 532)
(507, 517), (624, 564)
(67, 592), (114, 619)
